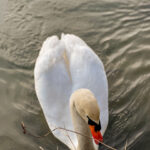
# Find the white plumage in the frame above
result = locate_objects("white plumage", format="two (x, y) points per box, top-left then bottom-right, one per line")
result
(34, 34), (108, 149)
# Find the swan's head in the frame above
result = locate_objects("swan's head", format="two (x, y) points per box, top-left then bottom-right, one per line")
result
(70, 89), (103, 145)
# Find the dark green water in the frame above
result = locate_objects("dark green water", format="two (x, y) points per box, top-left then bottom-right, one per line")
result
(0, 0), (150, 149)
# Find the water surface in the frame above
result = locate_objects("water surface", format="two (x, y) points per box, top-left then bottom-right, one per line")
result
(0, 0), (150, 149)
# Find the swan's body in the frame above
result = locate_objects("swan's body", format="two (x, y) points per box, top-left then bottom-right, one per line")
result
(34, 34), (108, 150)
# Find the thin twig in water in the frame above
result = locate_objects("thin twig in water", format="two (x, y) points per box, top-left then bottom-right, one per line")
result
(21, 122), (117, 150)
(21, 121), (26, 134)
(64, 126), (76, 150)
(21, 121), (51, 138)
(52, 127), (117, 150)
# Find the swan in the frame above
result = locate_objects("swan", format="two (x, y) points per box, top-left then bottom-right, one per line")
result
(34, 34), (108, 150)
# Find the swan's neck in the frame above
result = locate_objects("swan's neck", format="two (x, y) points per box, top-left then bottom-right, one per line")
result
(70, 101), (95, 150)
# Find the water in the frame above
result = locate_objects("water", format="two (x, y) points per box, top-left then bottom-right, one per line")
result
(0, 0), (150, 149)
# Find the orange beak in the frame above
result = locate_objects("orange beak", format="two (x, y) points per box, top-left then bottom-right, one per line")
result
(89, 125), (103, 145)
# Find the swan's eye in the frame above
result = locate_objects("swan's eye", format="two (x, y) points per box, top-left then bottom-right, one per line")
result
(95, 122), (101, 131)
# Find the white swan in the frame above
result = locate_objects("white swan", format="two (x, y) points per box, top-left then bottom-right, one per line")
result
(34, 34), (108, 150)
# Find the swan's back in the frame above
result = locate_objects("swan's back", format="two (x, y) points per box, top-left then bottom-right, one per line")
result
(34, 34), (108, 149)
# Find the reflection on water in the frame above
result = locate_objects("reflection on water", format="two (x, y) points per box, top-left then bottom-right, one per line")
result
(0, 0), (150, 149)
